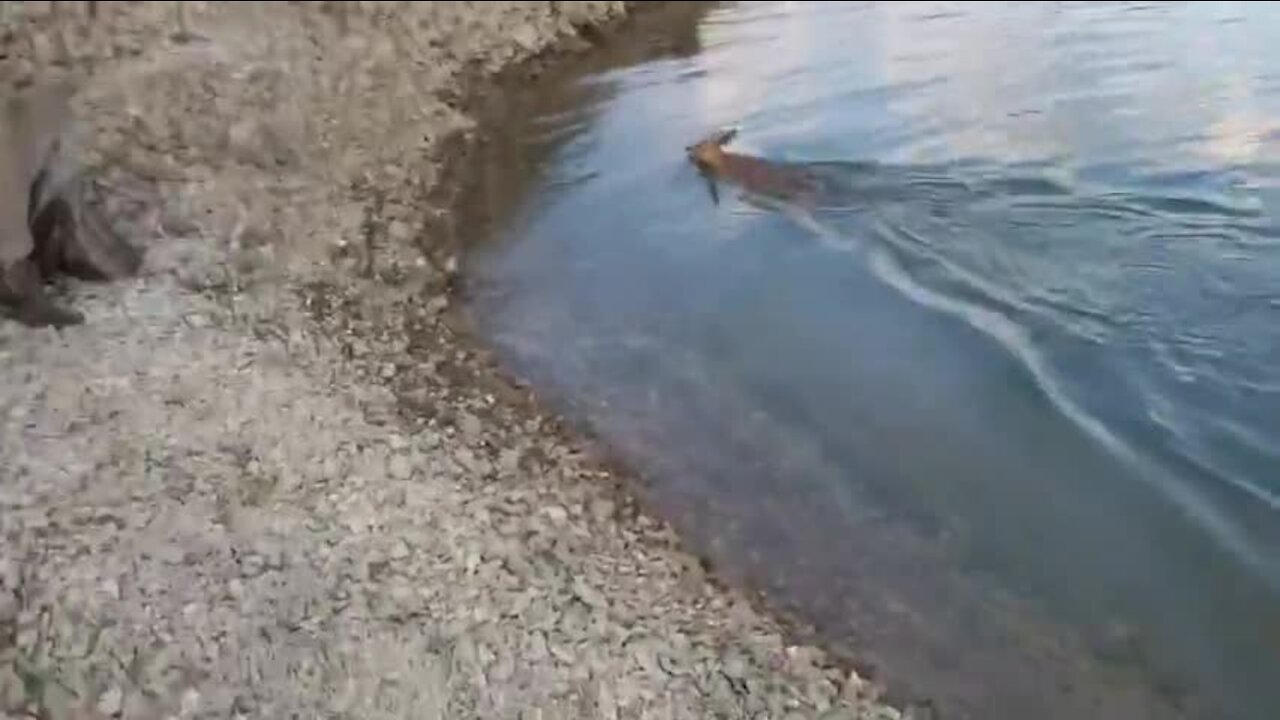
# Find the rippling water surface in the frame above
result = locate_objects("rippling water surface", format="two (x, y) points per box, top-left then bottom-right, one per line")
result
(464, 3), (1280, 718)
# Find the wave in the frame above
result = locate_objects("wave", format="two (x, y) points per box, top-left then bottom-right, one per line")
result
(771, 189), (1280, 593)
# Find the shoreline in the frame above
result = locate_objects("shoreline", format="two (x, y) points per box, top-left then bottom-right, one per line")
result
(0, 3), (902, 719)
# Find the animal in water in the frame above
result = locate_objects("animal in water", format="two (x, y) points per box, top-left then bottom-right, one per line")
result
(685, 128), (823, 207)
(0, 82), (143, 327)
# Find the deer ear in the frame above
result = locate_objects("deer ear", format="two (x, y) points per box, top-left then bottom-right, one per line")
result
(715, 128), (739, 146)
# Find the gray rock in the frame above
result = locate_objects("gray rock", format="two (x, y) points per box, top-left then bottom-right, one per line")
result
(388, 454), (412, 480)
(721, 648), (749, 680)
(425, 294), (449, 315)
(459, 412), (483, 441)
(543, 504), (568, 526)
(97, 685), (124, 717)
(389, 539), (410, 561)
(388, 220), (412, 242)
(241, 554), (266, 578)
(0, 590), (17, 624)
(498, 448), (521, 476)
(180, 687), (201, 715)
(573, 578), (606, 610)
(98, 577), (121, 600)
(589, 498), (615, 522)
(512, 22), (540, 52)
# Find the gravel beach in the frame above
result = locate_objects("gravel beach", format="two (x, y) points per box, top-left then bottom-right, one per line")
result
(0, 3), (903, 718)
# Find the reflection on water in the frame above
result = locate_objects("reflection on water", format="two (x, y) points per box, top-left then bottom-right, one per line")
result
(463, 3), (1280, 719)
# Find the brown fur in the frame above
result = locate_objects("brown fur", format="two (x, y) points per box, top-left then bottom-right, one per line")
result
(686, 129), (819, 206)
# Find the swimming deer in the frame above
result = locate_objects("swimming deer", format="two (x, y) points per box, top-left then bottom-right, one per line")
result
(685, 128), (822, 207)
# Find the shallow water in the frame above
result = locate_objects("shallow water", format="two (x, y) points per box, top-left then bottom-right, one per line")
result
(464, 3), (1280, 719)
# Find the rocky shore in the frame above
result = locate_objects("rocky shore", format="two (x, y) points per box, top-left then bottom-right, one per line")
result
(0, 3), (902, 718)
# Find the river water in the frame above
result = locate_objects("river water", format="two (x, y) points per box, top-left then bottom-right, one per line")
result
(462, 3), (1280, 718)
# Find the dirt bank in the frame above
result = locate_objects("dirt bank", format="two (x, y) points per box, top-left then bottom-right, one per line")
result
(0, 3), (902, 718)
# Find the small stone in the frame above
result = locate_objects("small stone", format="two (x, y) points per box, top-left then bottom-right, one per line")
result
(160, 543), (187, 565)
(381, 363), (396, 379)
(180, 687), (201, 716)
(41, 681), (77, 718)
(388, 220), (412, 241)
(573, 578), (606, 610)
(0, 664), (22, 709)
(499, 448), (521, 476)
(512, 22), (540, 51)
(99, 577), (121, 600)
(390, 584), (413, 608)
(388, 454), (412, 480)
(30, 32), (56, 63)
(460, 412), (482, 440)
(98, 685), (124, 716)
(257, 544), (286, 570)
(120, 688), (160, 719)
(228, 579), (244, 600)
(808, 678), (837, 711)
(390, 540), (410, 561)
(722, 649), (748, 680)
(0, 591), (17, 624)
(425, 295), (448, 315)
(787, 645), (823, 672)
(241, 554), (265, 577)
(840, 671), (869, 702)
(544, 505), (568, 525)
(590, 499), (615, 522)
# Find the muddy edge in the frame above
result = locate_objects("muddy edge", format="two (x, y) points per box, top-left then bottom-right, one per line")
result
(0, 3), (904, 719)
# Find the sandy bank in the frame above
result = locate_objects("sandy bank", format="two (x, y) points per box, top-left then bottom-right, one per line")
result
(0, 3), (902, 718)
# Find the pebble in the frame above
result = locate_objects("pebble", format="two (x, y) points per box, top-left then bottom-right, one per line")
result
(388, 454), (412, 480)
(722, 648), (749, 680)
(0, 591), (16, 624)
(425, 295), (449, 315)
(241, 554), (266, 578)
(589, 498), (615, 522)
(98, 685), (124, 716)
(573, 577), (607, 610)
(181, 687), (201, 716)
(99, 577), (121, 600)
(499, 447), (521, 476)
(460, 412), (483, 440)
(388, 220), (412, 241)
(512, 22), (540, 51)
(390, 539), (410, 560)
(544, 504), (568, 525)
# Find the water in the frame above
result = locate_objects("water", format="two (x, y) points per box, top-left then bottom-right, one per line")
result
(462, 3), (1280, 718)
